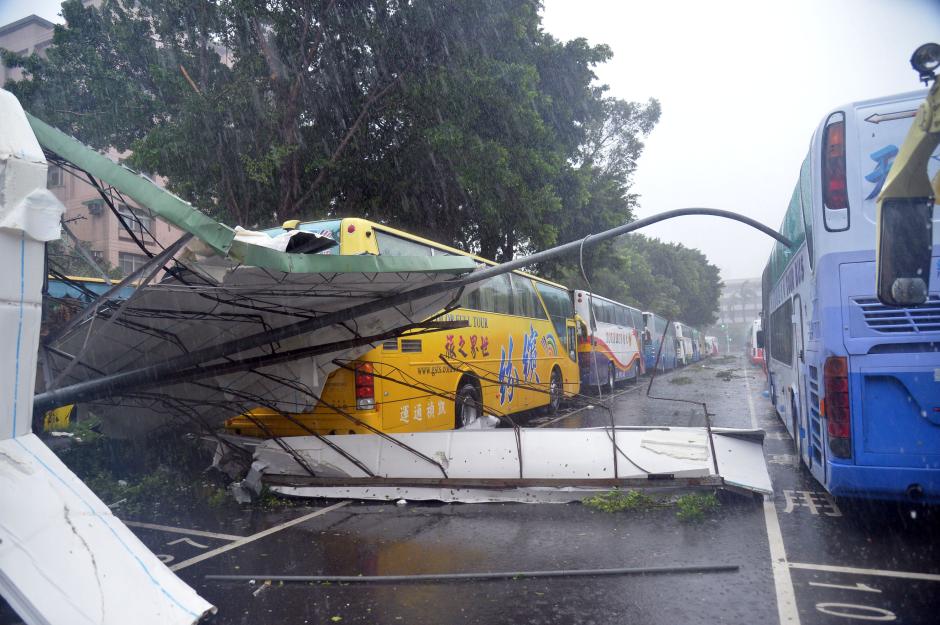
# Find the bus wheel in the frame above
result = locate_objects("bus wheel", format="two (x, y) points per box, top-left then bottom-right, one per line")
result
(548, 368), (563, 413)
(607, 364), (616, 391)
(455, 380), (482, 429)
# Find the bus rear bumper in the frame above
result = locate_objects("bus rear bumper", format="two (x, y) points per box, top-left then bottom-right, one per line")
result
(827, 463), (940, 504)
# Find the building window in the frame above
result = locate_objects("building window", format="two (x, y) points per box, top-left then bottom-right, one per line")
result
(116, 203), (156, 241)
(119, 252), (149, 275)
(85, 199), (105, 216)
(47, 165), (63, 187)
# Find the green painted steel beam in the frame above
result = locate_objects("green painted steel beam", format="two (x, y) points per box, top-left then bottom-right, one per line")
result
(26, 112), (236, 254)
(26, 113), (478, 276)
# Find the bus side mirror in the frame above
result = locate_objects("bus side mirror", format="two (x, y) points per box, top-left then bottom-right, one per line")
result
(876, 197), (933, 306)
(756, 330), (764, 349)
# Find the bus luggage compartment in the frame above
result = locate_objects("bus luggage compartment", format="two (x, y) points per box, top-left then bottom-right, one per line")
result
(853, 356), (940, 466)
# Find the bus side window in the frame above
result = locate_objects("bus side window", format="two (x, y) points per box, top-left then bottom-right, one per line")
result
(373, 230), (434, 256)
(770, 299), (793, 364)
(490, 274), (513, 315)
(510, 275), (548, 320)
(466, 274), (511, 314)
(459, 284), (480, 310)
(630, 309), (643, 333)
(534, 282), (574, 350)
(617, 306), (629, 328)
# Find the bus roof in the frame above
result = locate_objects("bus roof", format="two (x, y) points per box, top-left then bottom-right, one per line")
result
(284, 217), (572, 291)
(572, 289), (641, 312)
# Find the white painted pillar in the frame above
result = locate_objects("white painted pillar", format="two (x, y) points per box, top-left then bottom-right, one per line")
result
(0, 89), (64, 440)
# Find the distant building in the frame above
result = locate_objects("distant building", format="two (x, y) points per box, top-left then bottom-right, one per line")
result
(1, 6), (184, 276)
(716, 277), (762, 326)
(0, 14), (55, 84)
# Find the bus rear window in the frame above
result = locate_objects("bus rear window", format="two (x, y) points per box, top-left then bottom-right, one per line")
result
(261, 219), (341, 254)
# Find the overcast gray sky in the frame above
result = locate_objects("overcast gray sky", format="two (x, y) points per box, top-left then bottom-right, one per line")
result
(3, 1), (939, 279)
(542, 0), (940, 279)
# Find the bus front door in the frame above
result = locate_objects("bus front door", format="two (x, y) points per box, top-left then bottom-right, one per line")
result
(792, 294), (809, 468)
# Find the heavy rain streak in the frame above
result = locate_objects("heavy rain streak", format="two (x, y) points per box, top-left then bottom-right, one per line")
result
(0, 1), (939, 625)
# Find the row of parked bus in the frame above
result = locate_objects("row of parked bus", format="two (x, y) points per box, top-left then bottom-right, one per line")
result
(573, 290), (712, 390)
(192, 217), (715, 438)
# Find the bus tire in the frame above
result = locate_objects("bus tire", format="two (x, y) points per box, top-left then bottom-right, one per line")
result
(548, 367), (563, 413)
(455, 379), (482, 429)
(607, 363), (616, 391)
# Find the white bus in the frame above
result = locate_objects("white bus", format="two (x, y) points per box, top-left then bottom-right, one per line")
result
(746, 318), (764, 366)
(761, 89), (940, 502)
(574, 290), (644, 388)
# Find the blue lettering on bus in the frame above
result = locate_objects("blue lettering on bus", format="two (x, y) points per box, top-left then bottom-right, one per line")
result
(864, 145), (898, 200)
(521, 325), (540, 384)
(498, 337), (518, 405)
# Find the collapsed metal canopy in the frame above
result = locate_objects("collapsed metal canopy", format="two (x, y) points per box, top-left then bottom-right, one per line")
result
(28, 112), (483, 436)
(236, 425), (773, 503)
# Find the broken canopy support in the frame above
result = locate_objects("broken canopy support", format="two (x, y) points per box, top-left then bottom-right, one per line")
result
(46, 232), (195, 386)
(206, 563), (741, 584)
(34, 208), (794, 413)
(59, 221), (113, 285)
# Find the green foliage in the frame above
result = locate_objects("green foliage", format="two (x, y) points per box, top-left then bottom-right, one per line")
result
(544, 232), (721, 328)
(585, 489), (721, 523)
(715, 368), (739, 381)
(5, 0), (719, 319)
(5, 0), (659, 264)
(255, 486), (302, 509)
(65, 414), (103, 442)
(206, 487), (229, 508)
(583, 489), (656, 513)
(675, 492), (720, 522)
(55, 425), (232, 514)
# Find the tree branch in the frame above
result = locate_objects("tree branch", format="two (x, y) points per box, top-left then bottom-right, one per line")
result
(285, 73), (404, 218)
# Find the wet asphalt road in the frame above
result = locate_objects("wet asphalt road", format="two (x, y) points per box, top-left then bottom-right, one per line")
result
(4, 355), (939, 624)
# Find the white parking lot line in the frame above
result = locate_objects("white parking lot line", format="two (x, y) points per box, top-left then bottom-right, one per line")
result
(745, 364), (801, 625)
(122, 520), (245, 541)
(790, 562), (940, 583)
(170, 500), (351, 571)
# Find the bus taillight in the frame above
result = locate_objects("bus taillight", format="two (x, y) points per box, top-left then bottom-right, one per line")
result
(355, 363), (375, 410)
(822, 113), (848, 210)
(824, 356), (851, 458)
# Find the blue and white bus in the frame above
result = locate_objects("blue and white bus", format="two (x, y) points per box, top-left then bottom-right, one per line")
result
(762, 90), (940, 503)
(642, 311), (677, 372)
(574, 290), (644, 388)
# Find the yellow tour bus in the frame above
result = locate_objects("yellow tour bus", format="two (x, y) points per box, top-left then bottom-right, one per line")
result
(225, 217), (581, 437)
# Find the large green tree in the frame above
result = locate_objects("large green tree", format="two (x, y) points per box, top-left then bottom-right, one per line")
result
(5, 0), (719, 321)
(5, 0), (652, 261)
